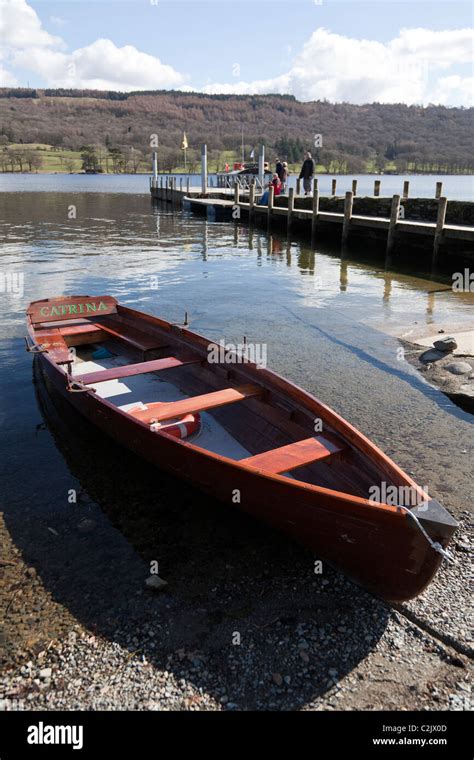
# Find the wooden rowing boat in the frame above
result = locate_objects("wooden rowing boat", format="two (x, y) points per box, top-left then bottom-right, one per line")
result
(26, 295), (457, 602)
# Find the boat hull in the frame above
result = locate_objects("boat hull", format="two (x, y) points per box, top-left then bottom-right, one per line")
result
(36, 353), (450, 602)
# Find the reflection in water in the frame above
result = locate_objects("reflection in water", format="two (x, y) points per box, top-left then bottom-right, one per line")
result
(383, 274), (392, 306)
(0, 192), (473, 334)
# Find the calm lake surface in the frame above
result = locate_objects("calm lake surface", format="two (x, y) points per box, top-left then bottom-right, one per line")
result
(1, 172), (473, 200)
(0, 178), (472, 665)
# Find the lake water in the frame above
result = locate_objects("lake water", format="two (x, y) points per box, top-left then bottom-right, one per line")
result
(1, 171), (473, 200)
(0, 178), (472, 688)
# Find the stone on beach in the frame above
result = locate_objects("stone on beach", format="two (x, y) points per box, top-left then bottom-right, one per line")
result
(444, 361), (472, 375)
(433, 337), (458, 352)
(145, 575), (168, 591)
(77, 519), (96, 533)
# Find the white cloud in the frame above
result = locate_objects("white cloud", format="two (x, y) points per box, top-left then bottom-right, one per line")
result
(0, 1), (472, 106)
(428, 75), (474, 106)
(1, 0), (186, 91)
(0, 0), (63, 49)
(0, 64), (17, 86)
(202, 27), (474, 106)
(13, 39), (186, 90)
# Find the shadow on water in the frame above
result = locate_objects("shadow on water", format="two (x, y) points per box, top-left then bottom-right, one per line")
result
(3, 359), (391, 709)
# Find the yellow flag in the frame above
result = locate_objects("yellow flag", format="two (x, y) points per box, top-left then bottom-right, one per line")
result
(181, 132), (188, 150)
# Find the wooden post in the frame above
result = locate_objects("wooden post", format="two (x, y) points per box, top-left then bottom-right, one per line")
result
(341, 191), (353, 244)
(287, 187), (295, 230)
(433, 197), (447, 259)
(249, 180), (255, 218)
(386, 194), (401, 255)
(403, 181), (409, 199)
(201, 144), (208, 194)
(180, 177), (183, 192)
(312, 178), (319, 238)
(352, 179), (357, 196)
(374, 180), (381, 197)
(267, 184), (274, 224)
(160, 176), (163, 189)
(186, 177), (190, 195)
(296, 178), (301, 196)
(331, 178), (337, 196)
(234, 182), (240, 206)
(435, 182), (443, 199)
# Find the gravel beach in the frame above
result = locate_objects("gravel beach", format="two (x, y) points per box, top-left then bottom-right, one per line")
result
(1, 502), (471, 711)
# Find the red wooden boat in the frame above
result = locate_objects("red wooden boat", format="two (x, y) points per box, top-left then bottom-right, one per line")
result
(26, 295), (457, 602)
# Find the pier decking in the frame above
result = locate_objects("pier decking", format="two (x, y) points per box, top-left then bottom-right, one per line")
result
(150, 177), (474, 262)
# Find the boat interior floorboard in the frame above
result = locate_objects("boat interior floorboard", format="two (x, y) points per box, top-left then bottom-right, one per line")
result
(72, 344), (252, 460)
(67, 339), (389, 498)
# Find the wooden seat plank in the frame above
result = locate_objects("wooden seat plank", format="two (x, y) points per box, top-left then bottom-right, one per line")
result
(92, 316), (168, 352)
(59, 324), (103, 337)
(78, 354), (202, 385)
(34, 327), (71, 364)
(129, 384), (262, 423)
(240, 436), (344, 474)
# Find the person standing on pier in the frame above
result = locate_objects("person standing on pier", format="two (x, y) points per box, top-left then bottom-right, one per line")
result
(299, 151), (315, 195)
(275, 157), (283, 180)
(280, 162), (288, 193)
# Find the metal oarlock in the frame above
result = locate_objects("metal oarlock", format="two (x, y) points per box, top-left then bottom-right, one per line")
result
(172, 311), (189, 328)
(66, 377), (96, 393)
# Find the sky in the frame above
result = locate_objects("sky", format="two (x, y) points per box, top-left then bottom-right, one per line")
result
(0, 0), (473, 105)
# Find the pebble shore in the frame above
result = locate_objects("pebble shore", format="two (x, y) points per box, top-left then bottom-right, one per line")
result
(1, 511), (471, 712)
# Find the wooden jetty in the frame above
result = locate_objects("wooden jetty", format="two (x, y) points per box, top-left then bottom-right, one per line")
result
(149, 150), (474, 263)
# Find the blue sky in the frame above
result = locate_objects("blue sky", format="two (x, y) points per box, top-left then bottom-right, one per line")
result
(1, 0), (473, 104)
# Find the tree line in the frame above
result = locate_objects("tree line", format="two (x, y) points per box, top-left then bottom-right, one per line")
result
(0, 89), (472, 174)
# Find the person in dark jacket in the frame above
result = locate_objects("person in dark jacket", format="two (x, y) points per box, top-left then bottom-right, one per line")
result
(275, 158), (283, 180)
(299, 151), (315, 195)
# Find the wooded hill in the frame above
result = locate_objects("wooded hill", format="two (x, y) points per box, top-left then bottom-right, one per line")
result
(0, 88), (472, 174)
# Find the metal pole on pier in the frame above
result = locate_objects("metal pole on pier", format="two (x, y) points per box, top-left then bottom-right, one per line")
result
(258, 145), (265, 188)
(374, 180), (381, 197)
(201, 144), (208, 195)
(152, 151), (158, 189)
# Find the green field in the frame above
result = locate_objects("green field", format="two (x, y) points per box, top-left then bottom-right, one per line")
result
(1, 143), (459, 176)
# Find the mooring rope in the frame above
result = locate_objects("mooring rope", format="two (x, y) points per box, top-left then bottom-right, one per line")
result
(396, 505), (455, 563)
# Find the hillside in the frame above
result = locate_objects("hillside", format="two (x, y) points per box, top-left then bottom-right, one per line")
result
(0, 89), (472, 174)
